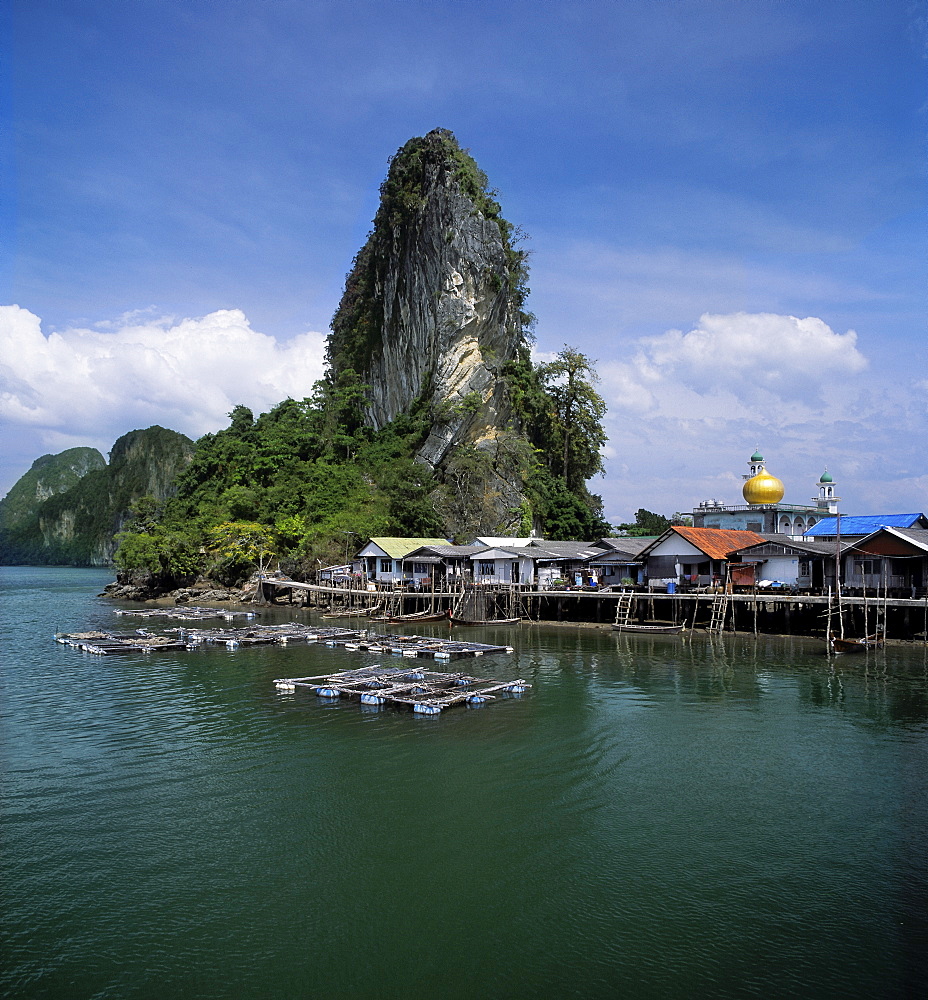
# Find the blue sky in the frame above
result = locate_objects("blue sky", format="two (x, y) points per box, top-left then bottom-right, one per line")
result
(3, 0), (926, 523)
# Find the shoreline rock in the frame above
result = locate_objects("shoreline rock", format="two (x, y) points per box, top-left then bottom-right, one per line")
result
(100, 579), (260, 605)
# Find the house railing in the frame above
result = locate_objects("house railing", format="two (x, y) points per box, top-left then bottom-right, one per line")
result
(843, 572), (908, 590)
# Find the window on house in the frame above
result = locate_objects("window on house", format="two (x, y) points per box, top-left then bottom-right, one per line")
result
(478, 561), (495, 576)
(855, 559), (881, 575)
(380, 559), (392, 573)
(412, 563), (428, 575)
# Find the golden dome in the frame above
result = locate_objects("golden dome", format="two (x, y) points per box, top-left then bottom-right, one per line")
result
(742, 467), (784, 505)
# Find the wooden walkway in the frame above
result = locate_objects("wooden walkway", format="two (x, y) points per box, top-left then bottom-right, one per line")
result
(259, 576), (928, 612)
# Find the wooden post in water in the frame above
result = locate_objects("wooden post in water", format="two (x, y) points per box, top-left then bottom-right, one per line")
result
(882, 570), (889, 641)
(862, 578), (868, 638)
(835, 510), (845, 638)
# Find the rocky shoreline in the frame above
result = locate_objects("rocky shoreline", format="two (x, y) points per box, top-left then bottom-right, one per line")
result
(100, 578), (260, 606)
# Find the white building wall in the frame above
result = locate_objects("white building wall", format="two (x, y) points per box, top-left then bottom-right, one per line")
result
(471, 550), (537, 585)
(647, 537), (706, 559)
(757, 555), (800, 585)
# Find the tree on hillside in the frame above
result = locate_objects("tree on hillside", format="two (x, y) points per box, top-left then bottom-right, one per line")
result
(616, 509), (692, 536)
(536, 347), (607, 491)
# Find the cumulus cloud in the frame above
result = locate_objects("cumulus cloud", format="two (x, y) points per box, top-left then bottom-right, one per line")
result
(0, 305), (327, 492)
(602, 312), (867, 417)
(638, 312), (867, 394)
(590, 311), (926, 522)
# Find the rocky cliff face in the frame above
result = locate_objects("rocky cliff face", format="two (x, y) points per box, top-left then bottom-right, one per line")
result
(0, 427), (194, 565)
(0, 447), (106, 533)
(328, 129), (530, 474)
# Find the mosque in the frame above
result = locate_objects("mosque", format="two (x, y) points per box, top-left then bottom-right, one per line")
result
(691, 449), (838, 538)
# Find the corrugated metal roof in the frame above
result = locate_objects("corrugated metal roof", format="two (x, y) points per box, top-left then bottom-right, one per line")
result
(853, 527), (928, 554)
(526, 540), (601, 558)
(472, 536), (540, 547)
(590, 550), (643, 565)
(596, 537), (655, 556)
(404, 544), (487, 558)
(803, 514), (927, 537)
(365, 537), (451, 559)
(660, 526), (767, 560)
(891, 528), (928, 548)
(736, 537), (838, 556)
(471, 546), (534, 558)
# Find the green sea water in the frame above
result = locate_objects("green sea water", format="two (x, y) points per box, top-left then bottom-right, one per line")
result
(2, 566), (926, 999)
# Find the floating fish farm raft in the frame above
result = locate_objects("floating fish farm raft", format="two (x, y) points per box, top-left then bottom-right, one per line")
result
(54, 621), (525, 713)
(274, 664), (529, 714)
(113, 606), (259, 622)
(54, 621), (514, 659)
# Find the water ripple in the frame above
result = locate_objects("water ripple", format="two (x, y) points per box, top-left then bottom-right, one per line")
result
(2, 569), (927, 999)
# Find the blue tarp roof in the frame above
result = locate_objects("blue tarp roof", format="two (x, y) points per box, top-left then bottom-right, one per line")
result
(804, 513), (927, 537)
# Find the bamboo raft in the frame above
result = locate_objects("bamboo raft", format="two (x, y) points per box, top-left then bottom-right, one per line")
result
(54, 623), (513, 659)
(274, 664), (529, 714)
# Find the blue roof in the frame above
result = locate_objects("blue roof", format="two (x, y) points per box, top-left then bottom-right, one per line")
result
(804, 513), (927, 537)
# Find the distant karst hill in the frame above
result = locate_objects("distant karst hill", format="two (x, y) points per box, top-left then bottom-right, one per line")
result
(0, 427), (195, 565)
(0, 447), (106, 533)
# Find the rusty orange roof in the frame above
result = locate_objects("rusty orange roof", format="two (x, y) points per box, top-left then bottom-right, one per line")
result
(668, 526), (766, 560)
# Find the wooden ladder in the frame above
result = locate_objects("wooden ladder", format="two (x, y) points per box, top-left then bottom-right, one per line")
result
(613, 589), (635, 628)
(708, 593), (730, 632)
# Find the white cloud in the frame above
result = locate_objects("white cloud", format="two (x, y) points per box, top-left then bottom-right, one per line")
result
(639, 312), (867, 391)
(592, 312), (926, 523)
(601, 312), (867, 417)
(0, 305), (327, 493)
(1, 304), (923, 526)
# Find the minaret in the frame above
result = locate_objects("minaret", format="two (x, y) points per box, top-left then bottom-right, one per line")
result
(743, 449), (765, 481)
(814, 469), (840, 514)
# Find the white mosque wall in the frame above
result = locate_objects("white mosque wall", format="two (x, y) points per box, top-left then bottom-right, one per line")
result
(694, 507), (820, 536)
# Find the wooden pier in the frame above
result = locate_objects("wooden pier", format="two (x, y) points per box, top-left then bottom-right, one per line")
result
(254, 577), (928, 641)
(273, 664), (529, 714)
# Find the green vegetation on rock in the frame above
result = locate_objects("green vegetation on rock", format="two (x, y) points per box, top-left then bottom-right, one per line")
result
(6, 129), (612, 584)
(0, 428), (194, 565)
(0, 448), (106, 533)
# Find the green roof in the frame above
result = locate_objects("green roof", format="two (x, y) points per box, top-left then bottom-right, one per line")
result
(751, 450), (764, 462)
(367, 537), (450, 559)
(819, 470), (833, 483)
